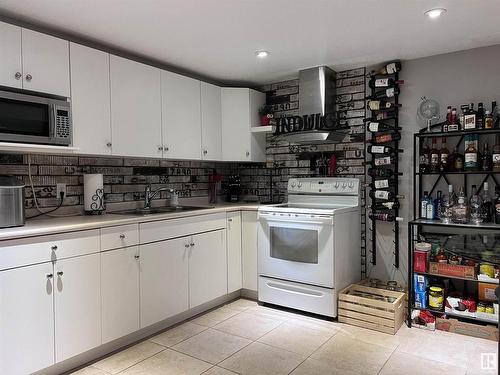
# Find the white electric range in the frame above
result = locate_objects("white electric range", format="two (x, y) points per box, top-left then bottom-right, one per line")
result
(257, 177), (361, 317)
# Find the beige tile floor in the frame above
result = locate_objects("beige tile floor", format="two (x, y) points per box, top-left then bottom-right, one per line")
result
(71, 299), (498, 375)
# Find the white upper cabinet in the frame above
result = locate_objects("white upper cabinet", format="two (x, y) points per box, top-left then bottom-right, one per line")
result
(0, 22), (22, 89)
(201, 82), (222, 160)
(161, 71), (201, 159)
(70, 43), (112, 155)
(221, 88), (266, 162)
(110, 55), (162, 158)
(21, 28), (70, 97)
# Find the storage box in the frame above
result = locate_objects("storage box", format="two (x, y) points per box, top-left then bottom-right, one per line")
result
(436, 317), (499, 341)
(414, 274), (428, 293)
(429, 262), (476, 279)
(478, 282), (498, 301)
(338, 284), (406, 335)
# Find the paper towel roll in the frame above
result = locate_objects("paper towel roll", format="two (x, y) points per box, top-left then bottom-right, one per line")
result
(84, 174), (105, 214)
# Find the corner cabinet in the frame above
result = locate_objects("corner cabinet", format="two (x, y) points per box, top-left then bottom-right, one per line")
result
(221, 88), (266, 162)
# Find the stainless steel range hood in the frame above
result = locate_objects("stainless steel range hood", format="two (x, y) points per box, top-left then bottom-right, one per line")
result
(276, 66), (348, 143)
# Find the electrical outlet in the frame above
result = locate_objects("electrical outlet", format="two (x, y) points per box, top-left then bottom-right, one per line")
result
(56, 183), (66, 199)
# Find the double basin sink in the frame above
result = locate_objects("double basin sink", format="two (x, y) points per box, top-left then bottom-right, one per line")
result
(111, 205), (210, 216)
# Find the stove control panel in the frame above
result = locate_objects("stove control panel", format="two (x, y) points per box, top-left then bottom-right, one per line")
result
(288, 177), (359, 195)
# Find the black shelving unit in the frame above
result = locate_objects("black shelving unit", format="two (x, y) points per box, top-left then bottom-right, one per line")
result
(408, 128), (500, 328)
(367, 64), (403, 268)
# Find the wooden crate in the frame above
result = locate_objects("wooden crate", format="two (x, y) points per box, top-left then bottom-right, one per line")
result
(338, 284), (406, 335)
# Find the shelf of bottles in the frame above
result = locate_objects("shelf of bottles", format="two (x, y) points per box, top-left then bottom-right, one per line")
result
(366, 61), (403, 268)
(409, 101), (500, 328)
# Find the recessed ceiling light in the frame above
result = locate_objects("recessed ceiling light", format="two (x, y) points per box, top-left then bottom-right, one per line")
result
(255, 50), (270, 58)
(425, 8), (447, 19)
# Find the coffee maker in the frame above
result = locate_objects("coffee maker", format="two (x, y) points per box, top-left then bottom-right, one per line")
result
(224, 175), (241, 202)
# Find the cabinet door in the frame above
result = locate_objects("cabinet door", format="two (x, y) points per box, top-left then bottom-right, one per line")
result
(140, 238), (189, 328)
(242, 211), (258, 291)
(161, 71), (201, 159)
(110, 55), (162, 158)
(227, 212), (242, 293)
(70, 43), (112, 155)
(221, 88), (251, 161)
(21, 28), (70, 97)
(101, 246), (140, 343)
(55, 253), (101, 362)
(0, 21), (22, 89)
(249, 89), (266, 162)
(189, 230), (227, 308)
(0, 262), (54, 375)
(201, 82), (222, 160)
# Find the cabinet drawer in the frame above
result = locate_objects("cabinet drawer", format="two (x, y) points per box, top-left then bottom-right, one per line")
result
(140, 213), (226, 244)
(0, 230), (100, 270)
(101, 224), (139, 251)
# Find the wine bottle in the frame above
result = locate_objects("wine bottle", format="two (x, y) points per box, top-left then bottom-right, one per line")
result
(368, 78), (404, 89)
(442, 106), (452, 132)
(419, 139), (430, 173)
(369, 190), (404, 200)
(481, 142), (492, 171)
(363, 111), (397, 122)
(369, 179), (397, 189)
(477, 102), (485, 129)
(439, 137), (449, 172)
(367, 145), (401, 154)
(366, 87), (400, 100)
(369, 212), (403, 222)
(370, 61), (402, 76)
(429, 137), (440, 173)
(374, 201), (400, 210)
(371, 133), (402, 144)
(368, 168), (402, 177)
(367, 121), (401, 133)
(372, 156), (395, 166)
(367, 100), (402, 111)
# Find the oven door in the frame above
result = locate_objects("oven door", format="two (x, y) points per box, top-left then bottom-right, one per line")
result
(258, 211), (334, 288)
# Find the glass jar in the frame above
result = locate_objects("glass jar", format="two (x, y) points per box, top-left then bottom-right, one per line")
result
(429, 286), (444, 310)
(477, 303), (486, 313)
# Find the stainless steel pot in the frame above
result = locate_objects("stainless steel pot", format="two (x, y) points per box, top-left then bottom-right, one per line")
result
(0, 175), (25, 228)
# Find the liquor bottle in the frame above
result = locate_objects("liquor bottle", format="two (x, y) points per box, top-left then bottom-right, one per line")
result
(369, 190), (403, 200)
(464, 103), (476, 130)
(367, 100), (402, 111)
(368, 145), (402, 154)
(371, 61), (401, 75)
(495, 186), (500, 224)
(482, 182), (493, 222)
(481, 142), (492, 171)
(492, 101), (499, 128)
(367, 122), (401, 133)
(366, 87), (400, 100)
(439, 137), (449, 172)
(369, 212), (403, 222)
(476, 102), (485, 129)
(371, 133), (402, 144)
(419, 139), (430, 173)
(367, 168), (402, 177)
(433, 190), (442, 220)
(442, 106), (452, 132)
(441, 185), (456, 223)
(374, 201), (400, 210)
(369, 179), (397, 189)
(421, 191), (430, 218)
(426, 194), (435, 219)
(493, 134), (500, 172)
(464, 141), (479, 170)
(429, 138), (440, 173)
(448, 107), (459, 131)
(452, 186), (469, 224)
(459, 105), (468, 130)
(469, 185), (483, 224)
(368, 77), (404, 89)
(484, 111), (494, 129)
(451, 146), (464, 172)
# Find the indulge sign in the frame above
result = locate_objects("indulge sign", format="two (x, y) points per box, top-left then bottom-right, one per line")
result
(273, 113), (338, 135)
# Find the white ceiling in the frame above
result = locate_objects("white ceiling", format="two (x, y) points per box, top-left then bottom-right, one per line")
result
(1, 0), (500, 86)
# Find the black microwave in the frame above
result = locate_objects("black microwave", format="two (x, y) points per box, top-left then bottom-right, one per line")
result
(0, 90), (71, 146)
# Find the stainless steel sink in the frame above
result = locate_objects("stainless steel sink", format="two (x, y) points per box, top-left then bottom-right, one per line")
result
(110, 206), (211, 216)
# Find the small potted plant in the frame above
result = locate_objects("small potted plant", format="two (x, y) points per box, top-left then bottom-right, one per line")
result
(259, 105), (273, 126)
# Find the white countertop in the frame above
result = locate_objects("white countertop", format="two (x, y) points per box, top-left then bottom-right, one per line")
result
(0, 203), (261, 242)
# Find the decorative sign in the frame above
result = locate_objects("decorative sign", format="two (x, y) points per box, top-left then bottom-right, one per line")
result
(273, 112), (342, 135)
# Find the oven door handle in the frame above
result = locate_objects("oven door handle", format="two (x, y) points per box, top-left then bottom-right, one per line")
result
(259, 213), (332, 225)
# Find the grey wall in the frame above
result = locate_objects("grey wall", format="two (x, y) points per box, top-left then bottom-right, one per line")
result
(367, 43), (500, 285)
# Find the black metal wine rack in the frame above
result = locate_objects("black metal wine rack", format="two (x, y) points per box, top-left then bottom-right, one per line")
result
(367, 63), (403, 268)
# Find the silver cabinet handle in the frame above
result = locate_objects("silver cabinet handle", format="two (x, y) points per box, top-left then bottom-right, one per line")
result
(106, 142), (112, 147)
(203, 150), (208, 155)
(246, 151), (250, 157)
(46, 273), (53, 279)
(134, 255), (140, 260)
(51, 245), (58, 251)
(57, 271), (64, 276)
(228, 218), (233, 222)
(25, 74), (32, 81)
(185, 244), (190, 248)
(158, 146), (163, 151)
(190, 242), (195, 247)
(15, 72), (21, 80)
(119, 233), (126, 239)
(164, 146), (169, 152)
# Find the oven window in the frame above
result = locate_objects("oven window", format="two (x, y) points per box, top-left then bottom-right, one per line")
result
(270, 227), (318, 264)
(0, 98), (49, 137)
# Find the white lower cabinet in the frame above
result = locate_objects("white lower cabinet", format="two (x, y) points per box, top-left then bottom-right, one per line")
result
(54, 253), (101, 362)
(189, 230), (227, 308)
(101, 246), (140, 343)
(0, 262), (55, 375)
(140, 237), (189, 328)
(227, 212), (242, 293)
(242, 211), (258, 291)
